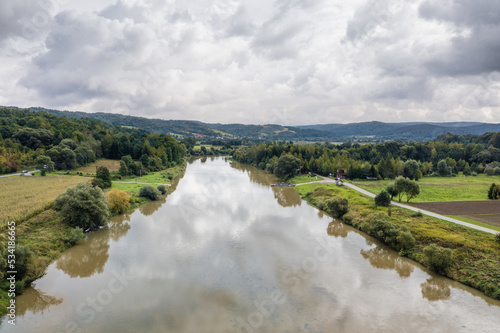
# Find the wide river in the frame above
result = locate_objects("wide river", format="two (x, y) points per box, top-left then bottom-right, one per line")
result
(2, 157), (500, 332)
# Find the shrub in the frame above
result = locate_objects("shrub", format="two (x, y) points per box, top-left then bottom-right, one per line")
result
(488, 183), (500, 200)
(374, 190), (391, 207)
(54, 182), (109, 230)
(422, 244), (453, 274)
(63, 227), (86, 246)
(326, 197), (349, 218)
(11, 245), (34, 280)
(411, 211), (423, 217)
(495, 233), (500, 243)
(342, 213), (354, 225)
(471, 172), (478, 176)
(139, 185), (162, 201)
(396, 229), (416, 251)
(360, 212), (398, 246)
(107, 189), (131, 214)
(157, 185), (167, 195)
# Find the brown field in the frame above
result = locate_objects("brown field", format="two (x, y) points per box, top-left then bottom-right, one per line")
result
(410, 201), (500, 228)
(0, 175), (90, 226)
(75, 159), (121, 174)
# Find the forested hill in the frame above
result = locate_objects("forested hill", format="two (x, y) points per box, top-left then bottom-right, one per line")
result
(298, 121), (500, 140)
(2, 106), (500, 141)
(21, 107), (341, 141)
(0, 107), (185, 175)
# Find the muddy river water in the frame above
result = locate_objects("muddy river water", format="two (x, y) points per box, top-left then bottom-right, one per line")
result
(2, 157), (499, 332)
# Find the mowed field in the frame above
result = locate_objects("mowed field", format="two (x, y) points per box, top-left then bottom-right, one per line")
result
(0, 175), (89, 225)
(351, 174), (500, 229)
(75, 159), (121, 174)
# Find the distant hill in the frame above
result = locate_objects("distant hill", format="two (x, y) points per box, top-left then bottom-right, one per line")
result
(19, 107), (342, 141)
(298, 121), (500, 140)
(3, 106), (499, 141)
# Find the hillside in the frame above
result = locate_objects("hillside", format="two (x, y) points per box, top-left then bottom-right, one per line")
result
(22, 107), (341, 141)
(299, 121), (500, 140)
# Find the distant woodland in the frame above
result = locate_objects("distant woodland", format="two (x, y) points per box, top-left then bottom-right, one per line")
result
(0, 107), (185, 175)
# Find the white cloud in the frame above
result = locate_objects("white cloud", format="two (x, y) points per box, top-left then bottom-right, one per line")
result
(0, 0), (499, 124)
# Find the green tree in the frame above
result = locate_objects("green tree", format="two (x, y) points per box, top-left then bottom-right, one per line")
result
(403, 159), (419, 180)
(374, 190), (391, 207)
(488, 183), (496, 199)
(405, 180), (420, 202)
(326, 197), (349, 218)
(93, 166), (112, 189)
(274, 154), (301, 180)
(34, 155), (55, 172)
(386, 184), (399, 200)
(437, 160), (451, 176)
(54, 182), (109, 230)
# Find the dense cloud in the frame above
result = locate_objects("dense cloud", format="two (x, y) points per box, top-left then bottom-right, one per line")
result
(0, 0), (499, 124)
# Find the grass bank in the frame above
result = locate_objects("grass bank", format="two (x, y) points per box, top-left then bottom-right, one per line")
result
(294, 183), (500, 300)
(0, 162), (186, 318)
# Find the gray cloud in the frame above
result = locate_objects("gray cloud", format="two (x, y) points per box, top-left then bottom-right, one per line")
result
(1, 0), (499, 124)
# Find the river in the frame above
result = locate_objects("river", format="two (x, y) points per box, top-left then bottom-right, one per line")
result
(2, 157), (500, 332)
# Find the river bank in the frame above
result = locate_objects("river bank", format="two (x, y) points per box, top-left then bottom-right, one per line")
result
(292, 181), (500, 300)
(0, 162), (186, 318)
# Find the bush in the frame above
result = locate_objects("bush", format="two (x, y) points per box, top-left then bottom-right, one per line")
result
(374, 190), (391, 207)
(54, 182), (109, 230)
(107, 189), (131, 214)
(396, 228), (416, 251)
(488, 183), (500, 200)
(10, 245), (34, 280)
(157, 185), (167, 195)
(471, 172), (478, 176)
(342, 213), (354, 225)
(495, 233), (500, 243)
(411, 211), (423, 217)
(359, 213), (415, 251)
(326, 197), (349, 218)
(422, 244), (453, 274)
(63, 227), (86, 246)
(139, 185), (162, 201)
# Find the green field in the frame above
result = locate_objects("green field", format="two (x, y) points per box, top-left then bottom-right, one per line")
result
(290, 174), (319, 184)
(350, 174), (500, 202)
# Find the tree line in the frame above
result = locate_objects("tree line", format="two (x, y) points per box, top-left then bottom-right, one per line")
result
(0, 107), (185, 175)
(232, 133), (500, 180)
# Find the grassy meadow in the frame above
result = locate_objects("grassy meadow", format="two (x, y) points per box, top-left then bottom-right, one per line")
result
(350, 174), (500, 202)
(290, 174), (318, 184)
(294, 183), (500, 300)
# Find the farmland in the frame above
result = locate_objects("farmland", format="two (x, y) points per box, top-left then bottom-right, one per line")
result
(350, 174), (500, 202)
(0, 174), (90, 227)
(74, 159), (121, 174)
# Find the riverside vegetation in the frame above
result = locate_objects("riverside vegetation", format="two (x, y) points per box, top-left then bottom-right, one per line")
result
(293, 182), (500, 300)
(232, 138), (500, 300)
(0, 107), (187, 317)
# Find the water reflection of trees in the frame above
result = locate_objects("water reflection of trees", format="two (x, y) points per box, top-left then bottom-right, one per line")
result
(360, 245), (414, 278)
(272, 187), (302, 208)
(230, 162), (276, 186)
(326, 221), (349, 238)
(56, 220), (130, 278)
(15, 288), (63, 317)
(420, 277), (451, 301)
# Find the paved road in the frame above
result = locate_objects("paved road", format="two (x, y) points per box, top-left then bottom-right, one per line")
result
(0, 170), (39, 178)
(296, 176), (498, 235)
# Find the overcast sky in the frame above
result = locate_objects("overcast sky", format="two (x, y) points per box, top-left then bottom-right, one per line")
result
(1, 0), (499, 125)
